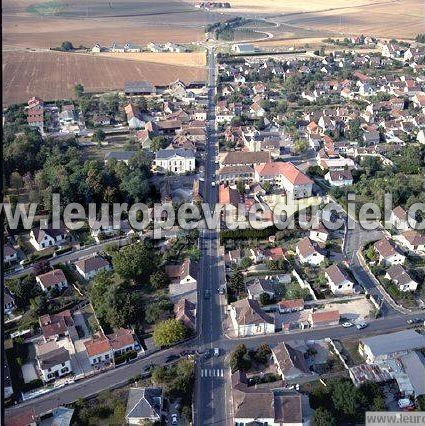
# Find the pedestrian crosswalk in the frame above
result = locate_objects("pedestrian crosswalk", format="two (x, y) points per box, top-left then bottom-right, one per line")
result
(200, 368), (224, 378)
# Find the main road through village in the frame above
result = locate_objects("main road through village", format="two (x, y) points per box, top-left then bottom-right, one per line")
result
(5, 47), (425, 422)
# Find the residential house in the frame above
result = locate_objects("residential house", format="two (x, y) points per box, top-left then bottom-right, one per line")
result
(254, 162), (313, 199)
(272, 343), (310, 381)
(165, 259), (197, 286)
(325, 170), (353, 187)
(153, 149), (196, 174)
(36, 269), (68, 293)
(124, 104), (145, 129)
(30, 224), (68, 251)
(324, 265), (354, 295)
(390, 206), (417, 231)
(220, 151), (271, 168)
(35, 341), (72, 382)
(84, 333), (114, 366)
(104, 151), (137, 165)
(374, 238), (406, 266)
(359, 330), (425, 364)
(229, 298), (275, 337)
(74, 255), (111, 280)
(125, 387), (163, 425)
(398, 230), (425, 253)
(247, 278), (276, 301)
(174, 298), (196, 330)
(4, 243), (17, 264)
(124, 81), (156, 95)
(232, 44), (254, 54)
(106, 328), (139, 357)
(385, 265), (418, 292)
(309, 225), (329, 244)
(5, 408), (37, 426)
(93, 114), (111, 126)
(218, 165), (255, 185)
(39, 310), (75, 341)
(278, 299), (304, 314)
(4, 289), (16, 313)
(309, 310), (340, 328)
(296, 237), (325, 266)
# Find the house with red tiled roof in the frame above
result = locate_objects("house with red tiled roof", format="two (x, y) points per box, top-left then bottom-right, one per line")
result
(390, 206), (417, 231)
(296, 237), (325, 266)
(309, 310), (340, 328)
(278, 299), (304, 314)
(39, 310), (75, 341)
(398, 230), (425, 253)
(165, 259), (197, 286)
(106, 328), (140, 357)
(84, 333), (114, 366)
(374, 238), (406, 266)
(174, 298), (196, 330)
(254, 162), (313, 199)
(74, 255), (111, 280)
(324, 265), (354, 295)
(36, 269), (68, 293)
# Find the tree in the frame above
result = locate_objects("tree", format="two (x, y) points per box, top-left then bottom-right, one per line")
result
(150, 136), (168, 151)
(239, 257), (252, 270)
(228, 270), (245, 294)
(236, 180), (246, 195)
(150, 270), (171, 290)
(74, 84), (84, 98)
(330, 379), (368, 422)
(112, 241), (157, 283)
(153, 319), (187, 347)
(92, 129), (106, 142)
(260, 292), (273, 305)
(229, 344), (251, 372)
(313, 408), (336, 426)
(61, 41), (74, 51)
(254, 344), (271, 364)
(7, 275), (41, 309)
(145, 298), (173, 324)
(293, 139), (309, 154)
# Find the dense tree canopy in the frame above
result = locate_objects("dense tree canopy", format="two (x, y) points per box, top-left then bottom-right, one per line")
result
(152, 319), (187, 347)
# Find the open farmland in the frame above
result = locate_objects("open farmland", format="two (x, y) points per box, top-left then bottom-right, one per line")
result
(96, 52), (206, 67)
(2, 50), (206, 106)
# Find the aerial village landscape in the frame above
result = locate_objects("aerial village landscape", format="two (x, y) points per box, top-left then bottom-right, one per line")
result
(2, 0), (425, 425)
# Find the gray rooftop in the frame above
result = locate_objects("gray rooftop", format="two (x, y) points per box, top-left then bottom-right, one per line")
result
(361, 330), (425, 357)
(155, 148), (195, 160)
(126, 387), (162, 420)
(124, 81), (156, 94)
(104, 151), (138, 162)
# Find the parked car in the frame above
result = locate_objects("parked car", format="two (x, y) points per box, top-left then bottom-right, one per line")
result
(204, 289), (211, 299)
(356, 322), (368, 330)
(171, 414), (178, 425)
(165, 355), (180, 363)
(214, 348), (220, 357)
(342, 322), (353, 328)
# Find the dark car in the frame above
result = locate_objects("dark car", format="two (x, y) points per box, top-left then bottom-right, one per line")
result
(165, 354), (180, 363)
(143, 363), (156, 373)
(204, 289), (211, 299)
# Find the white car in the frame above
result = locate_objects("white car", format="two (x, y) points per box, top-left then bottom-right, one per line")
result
(211, 182), (216, 187)
(356, 322), (368, 330)
(342, 322), (353, 328)
(171, 413), (178, 425)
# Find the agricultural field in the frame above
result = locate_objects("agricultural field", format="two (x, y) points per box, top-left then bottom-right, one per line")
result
(2, 50), (206, 106)
(97, 51), (206, 67)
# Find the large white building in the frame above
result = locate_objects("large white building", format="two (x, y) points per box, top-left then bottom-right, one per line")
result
(153, 149), (195, 174)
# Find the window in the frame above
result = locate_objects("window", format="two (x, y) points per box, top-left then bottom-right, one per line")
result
(105, 354), (109, 359)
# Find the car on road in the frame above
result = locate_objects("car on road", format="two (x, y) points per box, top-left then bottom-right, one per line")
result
(171, 413), (178, 425)
(356, 322), (368, 330)
(143, 363), (156, 373)
(214, 348), (220, 357)
(342, 322), (353, 328)
(204, 289), (211, 299)
(203, 349), (212, 359)
(165, 355), (180, 364)
(407, 318), (421, 324)
(218, 287), (225, 295)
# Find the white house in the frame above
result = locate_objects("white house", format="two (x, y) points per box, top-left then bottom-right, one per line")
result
(296, 237), (325, 266)
(385, 265), (418, 292)
(229, 298), (275, 337)
(124, 103), (145, 129)
(36, 341), (72, 382)
(4, 243), (18, 264)
(232, 44), (254, 54)
(254, 162), (313, 199)
(29, 225), (68, 251)
(107, 328), (140, 357)
(74, 256), (111, 280)
(84, 333), (114, 366)
(325, 170), (353, 187)
(272, 343), (310, 381)
(153, 149), (195, 174)
(398, 230), (425, 253)
(165, 259), (197, 286)
(324, 265), (354, 295)
(309, 226), (329, 244)
(36, 269), (68, 293)
(374, 239), (406, 266)
(390, 206), (417, 231)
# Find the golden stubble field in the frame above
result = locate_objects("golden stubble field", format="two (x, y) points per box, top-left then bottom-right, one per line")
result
(2, 50), (207, 106)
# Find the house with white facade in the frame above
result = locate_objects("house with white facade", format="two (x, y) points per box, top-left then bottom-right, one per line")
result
(390, 206), (417, 231)
(272, 343), (310, 381)
(229, 298), (275, 337)
(374, 238), (406, 266)
(84, 333), (114, 366)
(398, 230), (425, 253)
(325, 170), (353, 186)
(35, 341), (72, 382)
(74, 255), (111, 280)
(296, 237), (325, 266)
(324, 265), (354, 295)
(385, 265), (418, 292)
(165, 259), (197, 286)
(36, 269), (68, 293)
(153, 149), (195, 174)
(4, 243), (18, 264)
(29, 224), (68, 251)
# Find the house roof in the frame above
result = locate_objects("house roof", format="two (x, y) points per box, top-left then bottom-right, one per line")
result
(36, 341), (70, 370)
(386, 265), (415, 286)
(4, 243), (17, 257)
(155, 148), (195, 159)
(310, 310), (340, 323)
(324, 264), (350, 285)
(104, 151), (137, 162)
(165, 258), (196, 281)
(124, 103), (143, 120)
(219, 185), (242, 206)
(106, 328), (136, 351)
(84, 334), (111, 357)
(392, 206), (407, 220)
(5, 408), (37, 426)
(126, 387), (162, 420)
(32, 224), (66, 243)
(36, 269), (67, 288)
(278, 299), (304, 310)
(39, 310), (73, 339)
(230, 298), (274, 326)
(222, 151), (270, 166)
(174, 298), (196, 329)
(124, 81), (156, 93)
(255, 162), (313, 185)
(374, 238), (401, 258)
(360, 330), (425, 357)
(247, 278), (275, 297)
(272, 343), (309, 375)
(328, 170), (353, 182)
(297, 237), (318, 258)
(74, 256), (109, 274)
(401, 230), (425, 246)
